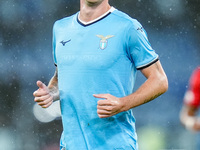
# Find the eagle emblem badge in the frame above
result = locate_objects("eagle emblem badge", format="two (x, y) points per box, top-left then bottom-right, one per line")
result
(96, 35), (114, 50)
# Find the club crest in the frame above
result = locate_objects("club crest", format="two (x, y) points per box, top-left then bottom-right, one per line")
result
(96, 35), (114, 50)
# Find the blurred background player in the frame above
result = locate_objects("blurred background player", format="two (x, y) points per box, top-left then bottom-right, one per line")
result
(180, 66), (200, 131)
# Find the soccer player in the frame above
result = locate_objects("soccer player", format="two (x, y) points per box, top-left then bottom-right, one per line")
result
(180, 66), (200, 131)
(33, 0), (168, 149)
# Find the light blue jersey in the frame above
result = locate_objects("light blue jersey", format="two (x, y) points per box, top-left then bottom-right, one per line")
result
(53, 7), (158, 150)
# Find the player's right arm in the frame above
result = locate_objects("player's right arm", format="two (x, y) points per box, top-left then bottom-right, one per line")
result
(33, 68), (60, 108)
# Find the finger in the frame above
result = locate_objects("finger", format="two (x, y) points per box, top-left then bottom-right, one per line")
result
(38, 96), (53, 106)
(97, 100), (112, 106)
(33, 89), (48, 97)
(97, 109), (111, 115)
(36, 80), (47, 89)
(98, 114), (111, 118)
(40, 101), (53, 108)
(34, 94), (51, 102)
(93, 94), (109, 99)
(33, 90), (38, 97)
(97, 105), (112, 111)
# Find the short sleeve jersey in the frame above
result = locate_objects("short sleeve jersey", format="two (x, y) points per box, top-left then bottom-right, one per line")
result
(53, 7), (159, 150)
(184, 67), (200, 107)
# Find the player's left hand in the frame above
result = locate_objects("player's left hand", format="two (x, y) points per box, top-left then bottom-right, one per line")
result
(93, 94), (125, 118)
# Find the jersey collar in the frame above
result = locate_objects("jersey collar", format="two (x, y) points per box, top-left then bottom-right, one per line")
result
(77, 6), (115, 27)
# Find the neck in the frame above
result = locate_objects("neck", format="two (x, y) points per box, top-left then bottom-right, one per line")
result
(79, 0), (110, 22)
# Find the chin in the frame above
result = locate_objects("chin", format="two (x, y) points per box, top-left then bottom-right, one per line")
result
(86, 0), (104, 4)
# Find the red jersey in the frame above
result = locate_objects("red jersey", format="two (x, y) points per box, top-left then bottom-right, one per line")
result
(184, 67), (200, 107)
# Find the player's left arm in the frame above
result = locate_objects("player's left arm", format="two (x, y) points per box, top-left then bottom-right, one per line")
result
(94, 60), (168, 118)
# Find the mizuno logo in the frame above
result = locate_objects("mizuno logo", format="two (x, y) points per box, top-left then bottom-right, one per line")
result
(137, 27), (143, 32)
(60, 39), (71, 46)
(96, 35), (114, 50)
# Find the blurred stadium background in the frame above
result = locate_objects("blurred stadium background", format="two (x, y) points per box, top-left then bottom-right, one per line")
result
(0, 0), (200, 149)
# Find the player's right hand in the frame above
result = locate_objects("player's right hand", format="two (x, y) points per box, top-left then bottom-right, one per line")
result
(33, 80), (53, 108)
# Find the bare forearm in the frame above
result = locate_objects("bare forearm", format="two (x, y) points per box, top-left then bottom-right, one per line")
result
(121, 61), (168, 111)
(121, 75), (168, 111)
(48, 69), (60, 101)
